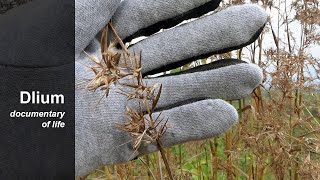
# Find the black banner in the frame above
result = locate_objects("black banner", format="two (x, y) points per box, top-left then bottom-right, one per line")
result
(0, 0), (75, 178)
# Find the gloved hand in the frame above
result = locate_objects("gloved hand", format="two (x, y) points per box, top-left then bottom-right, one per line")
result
(75, 0), (268, 177)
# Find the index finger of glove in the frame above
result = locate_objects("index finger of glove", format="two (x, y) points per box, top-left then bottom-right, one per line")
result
(129, 4), (268, 75)
(111, 0), (222, 43)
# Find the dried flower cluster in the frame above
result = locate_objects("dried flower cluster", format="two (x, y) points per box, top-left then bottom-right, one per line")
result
(86, 22), (173, 179)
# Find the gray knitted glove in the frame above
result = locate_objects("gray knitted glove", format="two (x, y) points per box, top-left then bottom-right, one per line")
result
(75, 0), (268, 177)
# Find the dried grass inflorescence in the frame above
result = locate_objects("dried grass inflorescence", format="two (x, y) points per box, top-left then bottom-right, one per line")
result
(86, 22), (173, 179)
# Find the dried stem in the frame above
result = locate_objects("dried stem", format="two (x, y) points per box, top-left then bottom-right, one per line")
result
(156, 140), (174, 180)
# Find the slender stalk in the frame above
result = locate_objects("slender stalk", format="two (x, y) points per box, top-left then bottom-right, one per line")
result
(157, 152), (163, 180)
(139, 157), (156, 180)
(226, 129), (233, 180)
(118, 165), (125, 180)
(145, 155), (152, 180)
(209, 139), (218, 180)
(114, 165), (119, 179)
(249, 152), (253, 180)
(179, 144), (183, 176)
(166, 148), (171, 168)
(156, 140), (174, 180)
(197, 144), (202, 180)
(105, 166), (112, 180)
